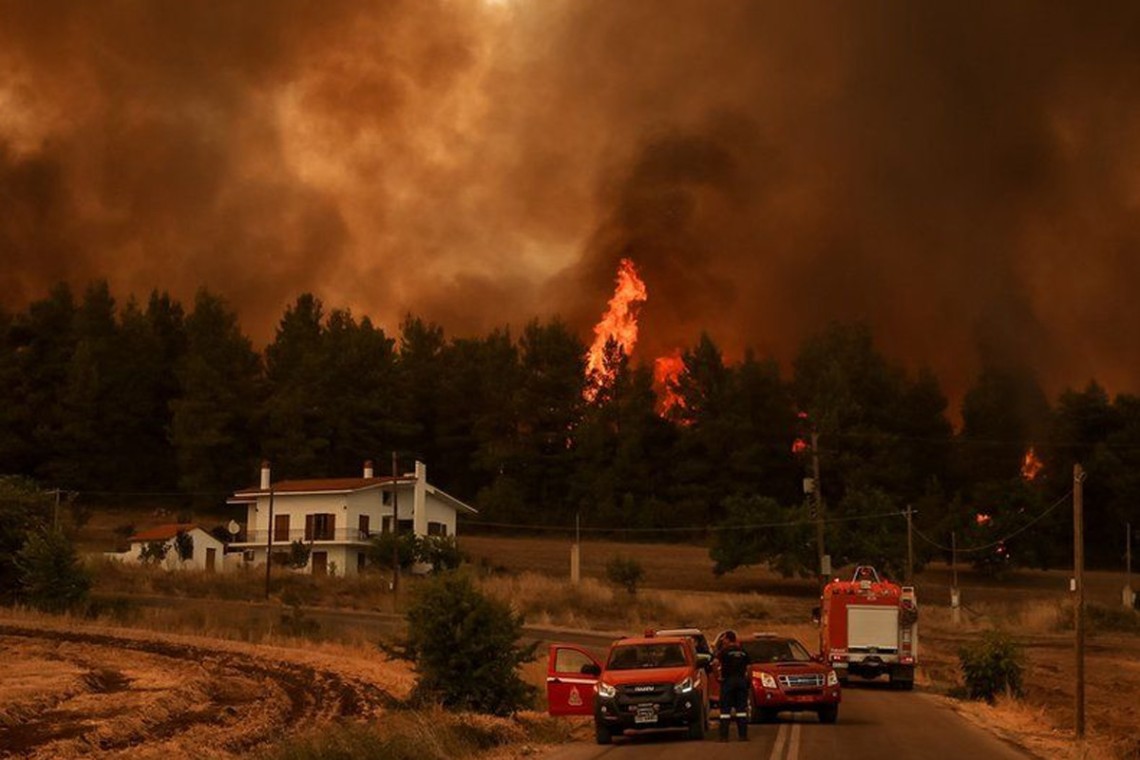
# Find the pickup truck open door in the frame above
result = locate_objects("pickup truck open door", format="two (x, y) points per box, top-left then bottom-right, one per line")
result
(546, 644), (601, 716)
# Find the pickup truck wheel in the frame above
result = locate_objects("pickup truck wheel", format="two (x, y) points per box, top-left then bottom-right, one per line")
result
(594, 721), (614, 745)
(818, 705), (839, 724)
(747, 692), (760, 725)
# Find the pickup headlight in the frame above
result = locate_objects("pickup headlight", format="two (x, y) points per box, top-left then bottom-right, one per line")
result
(757, 672), (778, 690)
(596, 681), (616, 699)
(674, 676), (694, 694)
(827, 670), (839, 687)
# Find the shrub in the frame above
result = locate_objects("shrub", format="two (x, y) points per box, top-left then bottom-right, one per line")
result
(418, 536), (464, 573)
(174, 530), (194, 562)
(139, 540), (169, 564)
(605, 555), (644, 595)
(16, 527), (92, 612)
(958, 630), (1024, 702)
(395, 573), (536, 715)
(284, 540), (312, 569)
(367, 533), (420, 570)
(0, 476), (52, 604)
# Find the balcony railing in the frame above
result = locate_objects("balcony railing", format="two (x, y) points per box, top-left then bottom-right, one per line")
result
(231, 528), (378, 546)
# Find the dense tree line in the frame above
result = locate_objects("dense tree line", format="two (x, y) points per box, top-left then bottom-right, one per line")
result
(2, 283), (1138, 572)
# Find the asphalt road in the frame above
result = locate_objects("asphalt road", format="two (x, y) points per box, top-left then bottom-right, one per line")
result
(540, 684), (1034, 760)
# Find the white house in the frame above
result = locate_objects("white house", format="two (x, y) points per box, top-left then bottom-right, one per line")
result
(226, 460), (477, 578)
(113, 523), (228, 572)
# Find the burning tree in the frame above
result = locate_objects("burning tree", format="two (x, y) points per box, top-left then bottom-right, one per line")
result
(583, 258), (647, 402)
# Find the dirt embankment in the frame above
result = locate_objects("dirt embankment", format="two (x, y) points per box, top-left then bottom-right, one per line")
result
(0, 617), (410, 759)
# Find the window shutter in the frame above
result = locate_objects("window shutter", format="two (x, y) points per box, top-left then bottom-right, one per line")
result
(305, 515), (313, 541)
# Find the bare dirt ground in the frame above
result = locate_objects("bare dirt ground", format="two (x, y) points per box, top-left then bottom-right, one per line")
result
(0, 611), (412, 759)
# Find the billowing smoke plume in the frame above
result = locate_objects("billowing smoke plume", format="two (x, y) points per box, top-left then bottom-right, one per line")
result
(3, 1), (1140, 403)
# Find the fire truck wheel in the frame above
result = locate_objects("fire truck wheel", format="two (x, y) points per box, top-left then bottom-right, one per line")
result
(594, 721), (614, 745)
(818, 705), (839, 724)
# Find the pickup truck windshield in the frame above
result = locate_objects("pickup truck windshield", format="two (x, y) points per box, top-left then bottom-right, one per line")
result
(606, 643), (688, 670)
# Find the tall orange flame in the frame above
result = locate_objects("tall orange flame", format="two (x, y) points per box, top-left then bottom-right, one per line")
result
(1021, 447), (1044, 481)
(584, 258), (648, 401)
(653, 351), (685, 415)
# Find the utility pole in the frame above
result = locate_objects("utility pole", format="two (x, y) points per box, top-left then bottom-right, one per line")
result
(391, 451), (400, 604)
(264, 481), (275, 600)
(811, 430), (826, 588)
(1073, 463), (1086, 741)
(905, 504), (914, 584)
(52, 488), (61, 531)
(951, 531), (960, 625)
(1127, 522), (1133, 609)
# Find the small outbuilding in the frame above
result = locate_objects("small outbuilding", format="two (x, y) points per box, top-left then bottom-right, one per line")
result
(120, 523), (227, 572)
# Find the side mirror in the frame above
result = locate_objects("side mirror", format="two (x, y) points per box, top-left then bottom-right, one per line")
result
(811, 606), (821, 625)
(696, 653), (712, 671)
(581, 663), (601, 677)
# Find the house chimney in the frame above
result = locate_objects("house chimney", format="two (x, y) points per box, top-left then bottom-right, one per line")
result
(260, 461), (271, 490)
(363, 460), (374, 478)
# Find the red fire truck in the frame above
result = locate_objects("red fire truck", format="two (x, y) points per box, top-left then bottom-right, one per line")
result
(818, 566), (918, 689)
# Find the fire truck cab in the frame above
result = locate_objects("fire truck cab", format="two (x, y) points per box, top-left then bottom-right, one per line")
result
(819, 566), (918, 689)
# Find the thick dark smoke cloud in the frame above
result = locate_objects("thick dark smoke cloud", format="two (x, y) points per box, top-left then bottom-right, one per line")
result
(2, 1), (1140, 406)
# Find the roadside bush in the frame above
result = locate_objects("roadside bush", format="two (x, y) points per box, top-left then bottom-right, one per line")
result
(958, 630), (1024, 702)
(394, 572), (536, 715)
(605, 555), (644, 595)
(16, 527), (92, 612)
(0, 476), (52, 604)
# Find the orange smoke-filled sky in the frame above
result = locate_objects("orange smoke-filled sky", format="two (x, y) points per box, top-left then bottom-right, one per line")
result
(3, 1), (1140, 405)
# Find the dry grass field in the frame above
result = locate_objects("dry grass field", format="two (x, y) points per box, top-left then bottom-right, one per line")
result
(6, 527), (1139, 758)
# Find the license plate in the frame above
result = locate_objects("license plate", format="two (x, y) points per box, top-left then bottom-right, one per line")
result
(634, 704), (658, 724)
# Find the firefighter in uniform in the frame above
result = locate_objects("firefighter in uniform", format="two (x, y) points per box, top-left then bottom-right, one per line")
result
(715, 630), (751, 741)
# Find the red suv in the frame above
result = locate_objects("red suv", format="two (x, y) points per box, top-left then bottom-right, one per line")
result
(735, 632), (841, 723)
(546, 636), (712, 744)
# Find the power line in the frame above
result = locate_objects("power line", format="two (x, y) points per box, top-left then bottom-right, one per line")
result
(911, 490), (1072, 554)
(463, 509), (906, 535)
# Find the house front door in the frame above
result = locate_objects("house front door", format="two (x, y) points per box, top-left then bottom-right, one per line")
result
(311, 551), (328, 577)
(205, 548), (216, 572)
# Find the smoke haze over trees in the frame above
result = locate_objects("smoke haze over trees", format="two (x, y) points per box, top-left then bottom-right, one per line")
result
(4, 2), (1140, 408)
(2, 284), (1140, 573)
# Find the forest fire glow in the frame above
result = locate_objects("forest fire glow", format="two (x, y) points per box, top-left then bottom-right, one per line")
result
(583, 258), (648, 401)
(653, 351), (685, 415)
(1021, 447), (1044, 481)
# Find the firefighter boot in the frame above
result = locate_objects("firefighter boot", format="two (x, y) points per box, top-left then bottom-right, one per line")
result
(718, 713), (730, 742)
(736, 716), (748, 741)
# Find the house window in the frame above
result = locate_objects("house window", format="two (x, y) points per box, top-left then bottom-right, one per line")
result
(274, 514), (290, 543)
(305, 513), (336, 541)
(427, 522), (448, 537)
(382, 491), (392, 505)
(381, 516), (393, 534)
(358, 514), (370, 539)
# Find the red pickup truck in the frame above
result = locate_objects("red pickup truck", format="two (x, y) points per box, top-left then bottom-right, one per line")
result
(709, 632), (841, 723)
(546, 635), (712, 744)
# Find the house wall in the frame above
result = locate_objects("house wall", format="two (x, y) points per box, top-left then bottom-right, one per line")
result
(424, 494), (459, 537)
(125, 529), (226, 572)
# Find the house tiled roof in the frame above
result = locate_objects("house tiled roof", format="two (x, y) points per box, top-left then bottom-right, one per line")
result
(129, 523), (198, 542)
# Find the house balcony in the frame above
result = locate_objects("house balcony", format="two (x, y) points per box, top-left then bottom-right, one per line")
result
(229, 528), (379, 548)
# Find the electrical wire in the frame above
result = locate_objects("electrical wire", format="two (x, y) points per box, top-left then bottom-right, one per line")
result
(910, 490), (1073, 554)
